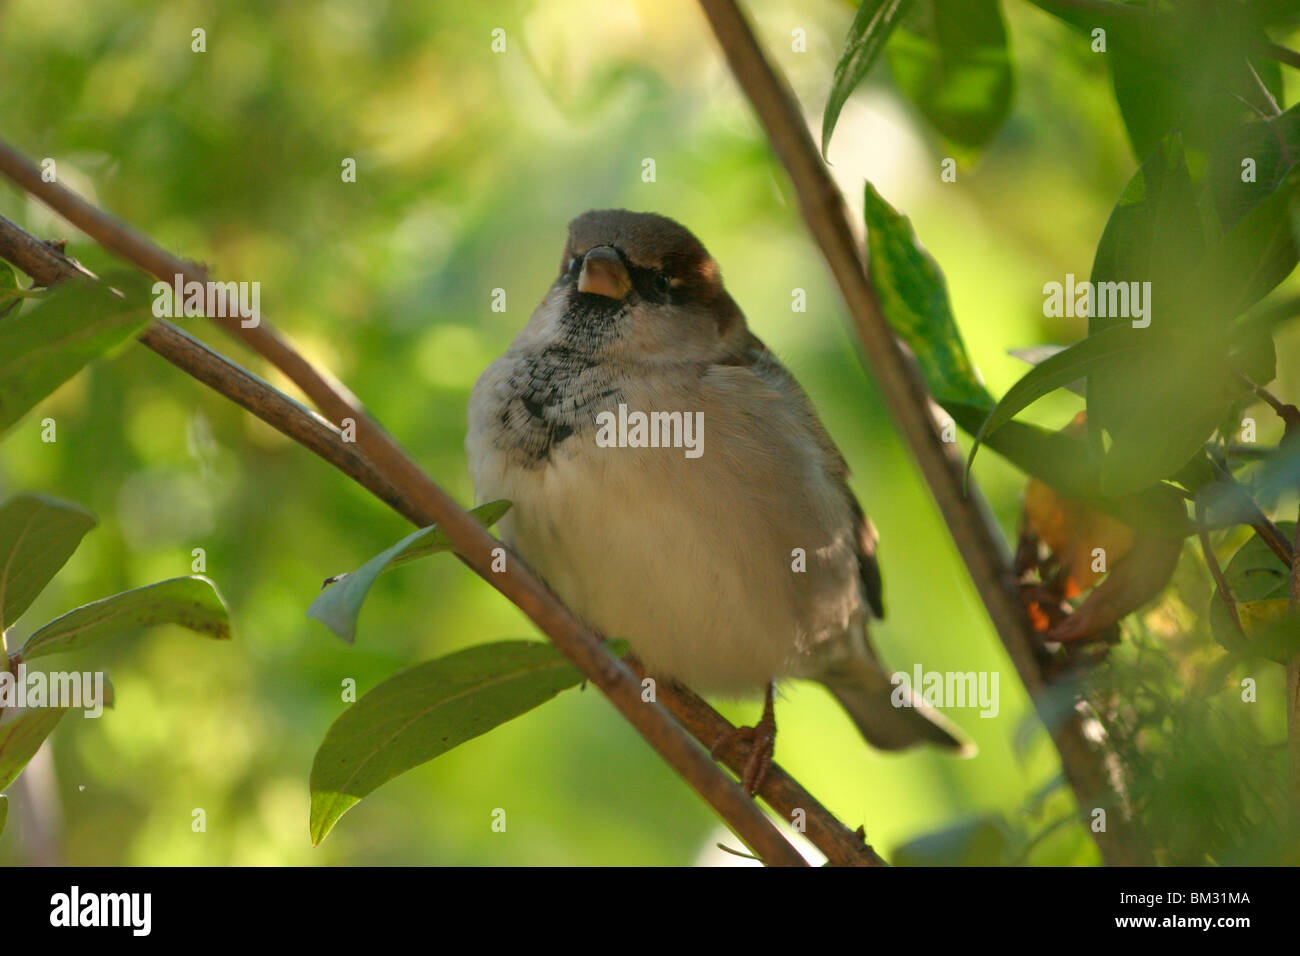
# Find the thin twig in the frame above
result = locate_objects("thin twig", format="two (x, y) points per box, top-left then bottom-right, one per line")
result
(697, 0), (1152, 865)
(0, 158), (808, 866)
(1260, 41), (1300, 72)
(1208, 456), (1294, 567)
(1225, 444), (1275, 461)
(1196, 496), (1242, 636)
(1242, 376), (1300, 431)
(1244, 61), (1283, 119)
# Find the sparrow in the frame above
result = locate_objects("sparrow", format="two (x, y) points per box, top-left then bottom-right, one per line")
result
(467, 209), (971, 792)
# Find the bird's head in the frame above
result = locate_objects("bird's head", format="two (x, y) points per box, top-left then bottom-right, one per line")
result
(526, 209), (753, 363)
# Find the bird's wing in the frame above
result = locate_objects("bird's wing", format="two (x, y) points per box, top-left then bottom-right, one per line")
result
(713, 333), (885, 621)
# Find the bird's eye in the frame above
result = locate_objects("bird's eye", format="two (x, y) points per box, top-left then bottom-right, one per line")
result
(653, 273), (671, 295)
(567, 255), (581, 274)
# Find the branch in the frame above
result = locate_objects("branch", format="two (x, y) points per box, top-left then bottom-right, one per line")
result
(1243, 376), (1300, 432)
(696, 0), (1152, 865)
(1196, 496), (1242, 637)
(651, 676), (889, 865)
(1208, 455), (1294, 568)
(1260, 41), (1300, 72)
(0, 150), (813, 866)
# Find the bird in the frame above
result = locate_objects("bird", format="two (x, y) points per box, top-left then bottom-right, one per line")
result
(466, 209), (972, 793)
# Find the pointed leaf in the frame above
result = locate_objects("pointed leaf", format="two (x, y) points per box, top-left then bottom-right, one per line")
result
(0, 493), (96, 630)
(1206, 103), (1300, 232)
(1195, 169), (1300, 319)
(309, 639), (622, 844)
(307, 501), (511, 644)
(822, 0), (912, 157)
(20, 576), (230, 662)
(1009, 345), (1085, 395)
(0, 706), (68, 792)
(0, 273), (153, 435)
(1096, 337), (1242, 497)
(967, 326), (1141, 479)
(1089, 133), (1203, 336)
(864, 181), (992, 409)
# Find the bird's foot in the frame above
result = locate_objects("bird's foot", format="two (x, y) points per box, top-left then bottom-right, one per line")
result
(709, 684), (777, 795)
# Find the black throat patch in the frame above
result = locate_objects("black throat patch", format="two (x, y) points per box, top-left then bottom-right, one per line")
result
(496, 343), (621, 466)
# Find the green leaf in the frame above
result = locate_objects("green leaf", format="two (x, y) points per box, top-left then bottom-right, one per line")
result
(1195, 105), (1300, 323)
(1209, 523), (1298, 663)
(886, 0), (1014, 154)
(0, 273), (153, 435)
(309, 639), (619, 845)
(1231, 316), (1278, 387)
(1103, 7), (1284, 163)
(1098, 334), (1243, 497)
(1206, 103), (1300, 232)
(0, 706), (68, 792)
(0, 793), (7, 837)
(1086, 134), (1247, 494)
(0, 493), (97, 630)
(1235, 611), (1300, 665)
(822, 0), (913, 158)
(307, 500), (511, 644)
(864, 181), (992, 409)
(1195, 169), (1300, 319)
(966, 325), (1140, 480)
(892, 814), (1015, 866)
(865, 182), (1090, 494)
(20, 576), (230, 662)
(1215, 532), (1291, 610)
(1089, 134), (1203, 337)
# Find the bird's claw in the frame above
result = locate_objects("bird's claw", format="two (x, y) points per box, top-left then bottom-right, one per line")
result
(710, 700), (777, 795)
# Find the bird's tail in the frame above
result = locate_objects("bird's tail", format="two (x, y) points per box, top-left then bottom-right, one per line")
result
(810, 633), (976, 755)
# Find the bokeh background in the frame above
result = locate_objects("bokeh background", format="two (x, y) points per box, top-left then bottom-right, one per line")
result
(1, 0), (1296, 865)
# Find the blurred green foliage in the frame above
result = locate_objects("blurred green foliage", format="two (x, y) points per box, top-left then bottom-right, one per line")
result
(0, 0), (1296, 865)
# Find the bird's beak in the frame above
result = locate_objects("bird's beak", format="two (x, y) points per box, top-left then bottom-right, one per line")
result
(576, 246), (632, 300)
